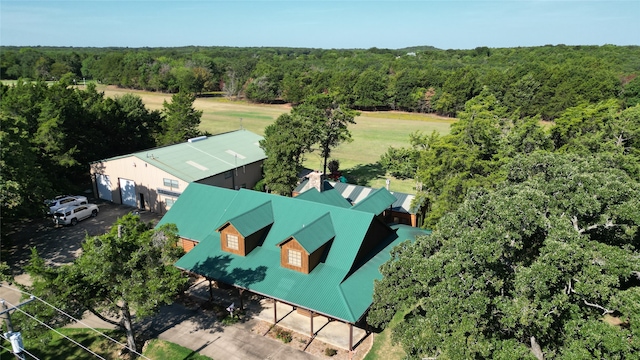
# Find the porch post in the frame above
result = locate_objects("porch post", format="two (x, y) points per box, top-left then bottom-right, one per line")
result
(239, 288), (244, 310)
(273, 299), (277, 323)
(310, 311), (314, 336)
(349, 323), (353, 351)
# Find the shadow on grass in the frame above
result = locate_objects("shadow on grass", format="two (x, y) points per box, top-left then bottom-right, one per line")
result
(342, 162), (386, 186)
(25, 328), (127, 360)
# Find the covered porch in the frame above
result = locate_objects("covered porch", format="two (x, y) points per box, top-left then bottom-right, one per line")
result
(190, 278), (370, 352)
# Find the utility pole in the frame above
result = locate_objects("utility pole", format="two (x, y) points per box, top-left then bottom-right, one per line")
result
(1, 296), (36, 360)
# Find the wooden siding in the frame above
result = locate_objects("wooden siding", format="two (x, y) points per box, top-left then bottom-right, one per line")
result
(383, 210), (415, 226)
(220, 225), (246, 256)
(280, 239), (310, 274)
(181, 238), (199, 253)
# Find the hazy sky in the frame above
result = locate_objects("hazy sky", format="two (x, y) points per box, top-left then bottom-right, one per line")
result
(1, 1), (638, 49)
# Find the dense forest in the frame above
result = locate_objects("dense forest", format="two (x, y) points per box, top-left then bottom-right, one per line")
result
(2, 45), (640, 119)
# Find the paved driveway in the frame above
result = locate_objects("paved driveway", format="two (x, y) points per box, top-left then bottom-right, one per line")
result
(2, 201), (162, 272)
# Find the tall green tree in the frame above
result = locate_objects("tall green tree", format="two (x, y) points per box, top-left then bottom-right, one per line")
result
(304, 94), (359, 178)
(369, 152), (640, 359)
(26, 215), (187, 354)
(259, 109), (319, 195)
(159, 91), (203, 145)
(415, 90), (508, 226)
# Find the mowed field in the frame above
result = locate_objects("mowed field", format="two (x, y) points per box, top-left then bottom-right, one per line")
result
(95, 85), (457, 192)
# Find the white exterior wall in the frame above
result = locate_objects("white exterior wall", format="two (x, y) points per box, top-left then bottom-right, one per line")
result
(90, 156), (186, 214)
(90, 158), (264, 214)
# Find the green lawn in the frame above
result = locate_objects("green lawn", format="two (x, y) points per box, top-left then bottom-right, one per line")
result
(0, 328), (213, 360)
(99, 86), (457, 193)
(144, 339), (212, 360)
(364, 310), (406, 360)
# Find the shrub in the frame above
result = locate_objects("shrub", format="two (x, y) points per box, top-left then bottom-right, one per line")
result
(324, 348), (338, 357)
(274, 327), (292, 343)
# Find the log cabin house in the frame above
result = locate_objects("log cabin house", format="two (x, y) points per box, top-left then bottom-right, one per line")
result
(158, 183), (430, 350)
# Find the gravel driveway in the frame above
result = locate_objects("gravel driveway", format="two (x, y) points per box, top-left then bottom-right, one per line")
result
(2, 201), (163, 274)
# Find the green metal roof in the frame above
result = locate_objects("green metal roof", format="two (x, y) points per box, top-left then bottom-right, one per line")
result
(163, 183), (430, 323)
(97, 130), (265, 183)
(295, 179), (418, 214)
(351, 187), (397, 215)
(295, 188), (352, 208)
(220, 201), (273, 237)
(280, 212), (335, 254)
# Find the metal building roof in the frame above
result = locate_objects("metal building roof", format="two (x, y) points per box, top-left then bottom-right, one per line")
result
(295, 179), (417, 214)
(220, 201), (274, 237)
(98, 130), (266, 183)
(351, 187), (397, 215)
(160, 183), (430, 323)
(295, 188), (352, 208)
(281, 212), (335, 254)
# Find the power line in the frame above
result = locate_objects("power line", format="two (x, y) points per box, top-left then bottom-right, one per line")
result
(1, 285), (152, 360)
(0, 333), (42, 360)
(5, 300), (107, 360)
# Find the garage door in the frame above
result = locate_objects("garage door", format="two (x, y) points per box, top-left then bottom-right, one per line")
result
(119, 178), (137, 207)
(96, 174), (113, 201)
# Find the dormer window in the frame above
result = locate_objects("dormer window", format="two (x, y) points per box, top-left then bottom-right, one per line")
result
(227, 234), (239, 250)
(277, 213), (335, 274)
(288, 249), (302, 267)
(217, 201), (274, 256)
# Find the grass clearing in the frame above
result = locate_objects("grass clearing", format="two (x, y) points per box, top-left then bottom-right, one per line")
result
(144, 339), (213, 360)
(16, 328), (127, 360)
(0, 328), (214, 360)
(364, 310), (406, 360)
(97, 86), (456, 193)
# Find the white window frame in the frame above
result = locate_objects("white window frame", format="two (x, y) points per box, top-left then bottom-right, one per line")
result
(288, 249), (302, 267)
(227, 234), (239, 250)
(163, 178), (179, 189)
(165, 198), (176, 208)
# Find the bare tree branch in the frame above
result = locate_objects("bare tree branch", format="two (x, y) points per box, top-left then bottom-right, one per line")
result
(531, 336), (544, 360)
(583, 300), (614, 315)
(571, 216), (615, 234)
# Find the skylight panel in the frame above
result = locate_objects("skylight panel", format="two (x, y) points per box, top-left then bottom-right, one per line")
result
(225, 150), (246, 159)
(186, 160), (208, 171)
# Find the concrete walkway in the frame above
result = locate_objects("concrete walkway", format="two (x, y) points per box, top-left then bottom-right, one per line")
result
(146, 304), (317, 360)
(187, 280), (368, 351)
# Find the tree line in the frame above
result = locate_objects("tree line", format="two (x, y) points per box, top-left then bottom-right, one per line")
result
(0, 79), (203, 224)
(2, 45), (639, 119)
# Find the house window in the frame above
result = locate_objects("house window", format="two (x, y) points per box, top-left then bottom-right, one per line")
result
(166, 198), (176, 208)
(163, 178), (179, 188)
(224, 170), (233, 179)
(227, 234), (239, 250)
(288, 249), (302, 267)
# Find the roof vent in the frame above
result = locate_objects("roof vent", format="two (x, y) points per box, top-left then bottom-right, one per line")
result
(188, 136), (207, 143)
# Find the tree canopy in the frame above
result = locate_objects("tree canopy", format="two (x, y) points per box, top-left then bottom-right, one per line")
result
(25, 215), (188, 353)
(2, 45), (638, 119)
(259, 96), (357, 194)
(158, 91), (203, 145)
(369, 152), (640, 359)
(0, 81), (162, 224)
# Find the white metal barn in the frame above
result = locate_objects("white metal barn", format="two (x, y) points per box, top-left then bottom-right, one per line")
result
(90, 130), (266, 214)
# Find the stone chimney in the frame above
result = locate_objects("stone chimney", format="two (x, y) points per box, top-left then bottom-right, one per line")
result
(308, 170), (323, 192)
